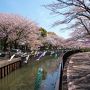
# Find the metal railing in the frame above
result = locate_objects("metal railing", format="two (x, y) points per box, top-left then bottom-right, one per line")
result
(58, 49), (82, 90)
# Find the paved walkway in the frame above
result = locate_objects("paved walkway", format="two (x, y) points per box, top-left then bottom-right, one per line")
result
(0, 58), (20, 68)
(67, 52), (90, 90)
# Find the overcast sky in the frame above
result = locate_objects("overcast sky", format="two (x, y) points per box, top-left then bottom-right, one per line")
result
(0, 0), (71, 38)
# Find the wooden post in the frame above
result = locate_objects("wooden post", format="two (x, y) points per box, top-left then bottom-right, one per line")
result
(4, 66), (7, 76)
(0, 60), (22, 79)
(0, 68), (2, 79)
(2, 67), (4, 78)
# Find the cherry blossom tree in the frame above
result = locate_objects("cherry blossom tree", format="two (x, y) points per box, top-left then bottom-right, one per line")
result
(0, 13), (66, 51)
(41, 32), (64, 50)
(0, 13), (39, 51)
(45, 0), (90, 40)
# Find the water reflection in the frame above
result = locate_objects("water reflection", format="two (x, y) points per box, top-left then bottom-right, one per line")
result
(0, 70), (17, 90)
(40, 67), (59, 90)
(0, 56), (60, 90)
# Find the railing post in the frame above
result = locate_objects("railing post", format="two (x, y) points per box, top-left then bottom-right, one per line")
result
(59, 62), (63, 90)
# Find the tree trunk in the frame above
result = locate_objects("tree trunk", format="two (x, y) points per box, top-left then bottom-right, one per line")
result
(14, 41), (18, 49)
(3, 37), (8, 51)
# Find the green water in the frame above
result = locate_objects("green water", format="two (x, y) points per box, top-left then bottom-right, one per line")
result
(0, 55), (60, 90)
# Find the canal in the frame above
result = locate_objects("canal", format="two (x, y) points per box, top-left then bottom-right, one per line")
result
(0, 55), (61, 90)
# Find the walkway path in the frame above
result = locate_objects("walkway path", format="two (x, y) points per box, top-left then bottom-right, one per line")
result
(66, 52), (90, 90)
(0, 58), (20, 68)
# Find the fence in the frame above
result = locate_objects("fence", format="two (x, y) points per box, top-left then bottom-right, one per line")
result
(0, 58), (21, 79)
(58, 49), (82, 90)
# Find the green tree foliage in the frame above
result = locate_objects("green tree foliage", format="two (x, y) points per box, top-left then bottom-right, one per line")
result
(39, 28), (47, 37)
